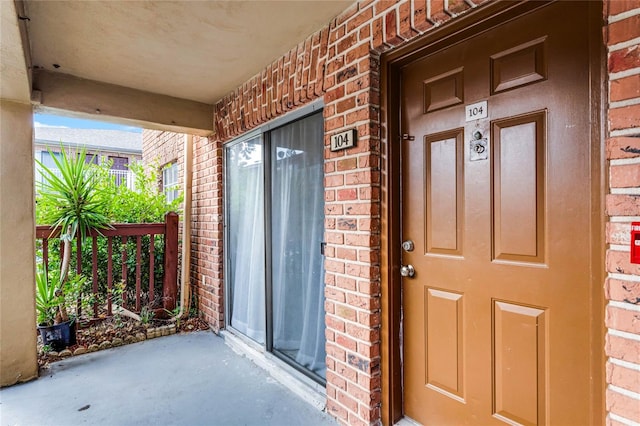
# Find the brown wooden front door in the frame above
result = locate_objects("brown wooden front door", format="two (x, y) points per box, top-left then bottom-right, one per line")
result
(400, 3), (599, 425)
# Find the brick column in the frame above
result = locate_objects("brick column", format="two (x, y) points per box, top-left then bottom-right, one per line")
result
(323, 57), (383, 424)
(603, 1), (640, 424)
(191, 135), (224, 331)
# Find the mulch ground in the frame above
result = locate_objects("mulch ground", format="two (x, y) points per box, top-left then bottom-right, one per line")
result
(37, 316), (210, 370)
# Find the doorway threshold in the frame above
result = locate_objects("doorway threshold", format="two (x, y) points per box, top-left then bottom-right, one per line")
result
(395, 416), (422, 426)
(221, 330), (327, 412)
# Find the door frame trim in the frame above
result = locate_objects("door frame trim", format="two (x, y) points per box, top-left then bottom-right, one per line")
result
(379, 2), (605, 424)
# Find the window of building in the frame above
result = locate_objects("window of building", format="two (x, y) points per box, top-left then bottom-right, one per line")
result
(163, 162), (179, 203)
(79, 152), (100, 165)
(39, 150), (62, 182)
(109, 156), (129, 187)
(225, 108), (326, 382)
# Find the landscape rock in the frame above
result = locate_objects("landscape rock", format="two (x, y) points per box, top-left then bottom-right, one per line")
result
(99, 341), (111, 350)
(59, 349), (72, 358)
(135, 332), (146, 341)
(88, 344), (99, 353)
(73, 347), (87, 356)
(124, 335), (136, 344)
(112, 337), (123, 347)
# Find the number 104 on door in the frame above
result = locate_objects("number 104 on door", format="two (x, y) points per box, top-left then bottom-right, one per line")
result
(465, 100), (488, 122)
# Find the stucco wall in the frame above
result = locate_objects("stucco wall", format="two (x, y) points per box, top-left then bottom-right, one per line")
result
(0, 100), (38, 387)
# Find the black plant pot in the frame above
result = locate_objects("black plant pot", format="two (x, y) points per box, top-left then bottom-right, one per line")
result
(38, 319), (76, 351)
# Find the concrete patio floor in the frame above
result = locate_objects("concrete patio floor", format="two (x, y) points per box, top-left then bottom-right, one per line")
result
(0, 331), (336, 426)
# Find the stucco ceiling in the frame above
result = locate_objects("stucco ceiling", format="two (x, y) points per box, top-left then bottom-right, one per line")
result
(24, 0), (353, 105)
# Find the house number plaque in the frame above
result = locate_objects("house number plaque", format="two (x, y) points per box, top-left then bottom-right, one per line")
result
(465, 100), (488, 122)
(330, 129), (357, 152)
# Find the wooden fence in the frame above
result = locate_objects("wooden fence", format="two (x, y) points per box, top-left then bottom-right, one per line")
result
(36, 212), (178, 318)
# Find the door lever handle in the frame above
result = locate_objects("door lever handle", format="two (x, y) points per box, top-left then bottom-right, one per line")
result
(400, 264), (415, 277)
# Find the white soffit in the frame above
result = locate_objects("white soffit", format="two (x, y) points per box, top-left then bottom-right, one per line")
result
(25, 1), (354, 105)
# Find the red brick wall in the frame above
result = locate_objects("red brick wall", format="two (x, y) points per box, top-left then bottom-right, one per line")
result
(190, 135), (224, 331)
(142, 131), (224, 330)
(141, 131), (186, 310)
(142, 130), (184, 191)
(142, 0), (640, 424)
(604, 1), (640, 424)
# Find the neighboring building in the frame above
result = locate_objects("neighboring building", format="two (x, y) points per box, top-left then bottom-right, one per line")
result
(142, 130), (183, 203)
(35, 127), (142, 188)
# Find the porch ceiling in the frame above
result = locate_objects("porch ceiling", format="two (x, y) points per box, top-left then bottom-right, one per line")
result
(24, 1), (352, 105)
(13, 0), (352, 134)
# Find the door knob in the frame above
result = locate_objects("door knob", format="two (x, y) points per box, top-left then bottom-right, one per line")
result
(400, 264), (415, 277)
(402, 240), (414, 252)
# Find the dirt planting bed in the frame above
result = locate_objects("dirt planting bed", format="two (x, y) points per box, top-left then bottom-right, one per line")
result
(37, 316), (210, 370)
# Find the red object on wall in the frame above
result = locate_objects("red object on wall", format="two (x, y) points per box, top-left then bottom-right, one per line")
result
(631, 222), (640, 264)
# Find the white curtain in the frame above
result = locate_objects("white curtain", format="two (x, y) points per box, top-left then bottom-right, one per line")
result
(271, 112), (326, 377)
(228, 137), (265, 344)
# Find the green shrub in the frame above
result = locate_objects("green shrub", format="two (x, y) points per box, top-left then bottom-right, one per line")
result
(36, 158), (180, 312)
(37, 159), (182, 225)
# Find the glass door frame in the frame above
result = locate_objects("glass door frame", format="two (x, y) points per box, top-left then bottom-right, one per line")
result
(223, 128), (266, 346)
(223, 100), (326, 385)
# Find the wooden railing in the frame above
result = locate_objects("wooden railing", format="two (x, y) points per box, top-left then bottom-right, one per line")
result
(36, 212), (179, 318)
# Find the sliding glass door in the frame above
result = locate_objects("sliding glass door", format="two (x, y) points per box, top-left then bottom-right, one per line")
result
(225, 111), (326, 381)
(226, 135), (265, 344)
(271, 112), (326, 378)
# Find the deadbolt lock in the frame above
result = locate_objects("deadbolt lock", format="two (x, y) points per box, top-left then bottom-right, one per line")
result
(402, 240), (414, 252)
(400, 264), (415, 278)
(469, 129), (489, 162)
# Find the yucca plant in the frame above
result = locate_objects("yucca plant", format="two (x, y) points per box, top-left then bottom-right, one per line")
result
(35, 266), (61, 326)
(35, 266), (90, 326)
(36, 147), (111, 323)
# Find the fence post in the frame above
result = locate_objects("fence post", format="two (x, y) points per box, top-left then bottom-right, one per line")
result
(163, 212), (179, 311)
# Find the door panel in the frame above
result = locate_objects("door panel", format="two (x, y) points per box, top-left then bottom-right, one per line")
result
(425, 130), (464, 256)
(424, 69), (465, 112)
(493, 301), (546, 426)
(425, 288), (464, 399)
(490, 37), (547, 95)
(401, 3), (595, 425)
(492, 112), (545, 263)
